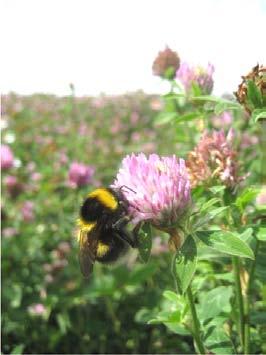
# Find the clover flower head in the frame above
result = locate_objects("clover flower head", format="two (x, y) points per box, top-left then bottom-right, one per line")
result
(235, 64), (266, 115)
(176, 62), (214, 95)
(68, 162), (94, 188)
(152, 46), (180, 80)
(187, 129), (243, 188)
(113, 153), (191, 230)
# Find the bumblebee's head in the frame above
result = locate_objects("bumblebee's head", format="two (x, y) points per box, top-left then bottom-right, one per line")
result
(80, 187), (128, 223)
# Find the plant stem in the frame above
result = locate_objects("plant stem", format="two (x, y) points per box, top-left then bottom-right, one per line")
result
(243, 239), (260, 354)
(232, 256), (245, 352)
(171, 254), (205, 354)
(186, 285), (205, 354)
(259, 119), (266, 184)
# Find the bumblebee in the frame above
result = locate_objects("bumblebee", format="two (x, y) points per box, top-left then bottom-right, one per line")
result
(77, 187), (139, 277)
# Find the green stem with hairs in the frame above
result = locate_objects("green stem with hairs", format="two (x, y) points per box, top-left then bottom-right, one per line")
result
(259, 120), (266, 183)
(186, 285), (206, 354)
(171, 254), (205, 354)
(243, 239), (260, 354)
(232, 256), (245, 352)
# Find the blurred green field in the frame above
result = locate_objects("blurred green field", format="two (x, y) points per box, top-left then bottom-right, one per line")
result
(1, 92), (189, 354)
(1, 90), (265, 354)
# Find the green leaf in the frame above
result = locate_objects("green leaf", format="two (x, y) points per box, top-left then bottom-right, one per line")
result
(200, 198), (221, 212)
(194, 206), (229, 229)
(11, 344), (25, 355)
(247, 80), (263, 108)
(155, 112), (178, 125)
(164, 66), (176, 80)
(162, 92), (185, 100)
(128, 263), (157, 284)
(257, 227), (266, 241)
(190, 95), (240, 108)
(251, 109), (266, 123)
(163, 321), (190, 335)
(204, 325), (234, 354)
(191, 81), (202, 96)
(239, 228), (254, 246)
(214, 102), (228, 115)
(196, 230), (254, 259)
(235, 187), (259, 212)
(137, 223), (152, 263)
(56, 313), (71, 335)
(174, 235), (197, 294)
(163, 290), (179, 302)
(199, 286), (233, 321)
(148, 310), (190, 335)
(208, 206), (229, 219)
(175, 112), (202, 123)
(10, 284), (23, 308)
(209, 185), (226, 195)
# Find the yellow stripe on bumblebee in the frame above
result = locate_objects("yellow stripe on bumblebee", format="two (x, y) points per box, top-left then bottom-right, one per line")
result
(76, 219), (96, 241)
(96, 242), (110, 257)
(88, 188), (118, 210)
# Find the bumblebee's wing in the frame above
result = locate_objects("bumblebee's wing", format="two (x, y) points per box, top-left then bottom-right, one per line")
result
(78, 228), (97, 278)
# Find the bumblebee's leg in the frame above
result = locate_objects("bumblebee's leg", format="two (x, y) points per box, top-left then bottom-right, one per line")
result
(112, 216), (130, 229)
(115, 223), (142, 248)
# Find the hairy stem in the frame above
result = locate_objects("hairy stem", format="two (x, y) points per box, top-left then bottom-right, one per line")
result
(259, 120), (266, 183)
(243, 239), (260, 354)
(171, 254), (205, 354)
(232, 256), (245, 352)
(186, 285), (205, 354)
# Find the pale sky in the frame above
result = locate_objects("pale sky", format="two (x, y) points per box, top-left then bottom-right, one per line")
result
(1, 0), (266, 97)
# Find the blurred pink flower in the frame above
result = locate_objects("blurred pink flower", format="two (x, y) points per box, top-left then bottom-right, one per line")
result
(28, 303), (46, 316)
(21, 201), (35, 221)
(59, 152), (68, 165)
(240, 132), (259, 149)
(150, 98), (163, 111)
(1, 144), (14, 170)
(212, 111), (233, 128)
(68, 162), (94, 188)
(78, 123), (88, 136)
(151, 236), (168, 256)
(256, 187), (266, 207)
(26, 162), (36, 172)
(176, 62), (214, 95)
(4, 175), (24, 198)
(130, 112), (139, 124)
(132, 132), (141, 142)
(2, 227), (18, 238)
(113, 153), (191, 229)
(31, 172), (42, 182)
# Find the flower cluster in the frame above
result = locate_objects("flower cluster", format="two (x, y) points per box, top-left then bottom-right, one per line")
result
(176, 62), (214, 95)
(235, 64), (266, 114)
(113, 153), (191, 229)
(152, 47), (180, 80)
(187, 129), (242, 188)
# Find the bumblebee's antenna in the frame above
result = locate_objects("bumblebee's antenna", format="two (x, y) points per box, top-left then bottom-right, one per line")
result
(119, 185), (136, 194)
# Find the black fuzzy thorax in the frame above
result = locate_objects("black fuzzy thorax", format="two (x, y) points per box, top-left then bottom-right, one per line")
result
(80, 187), (128, 227)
